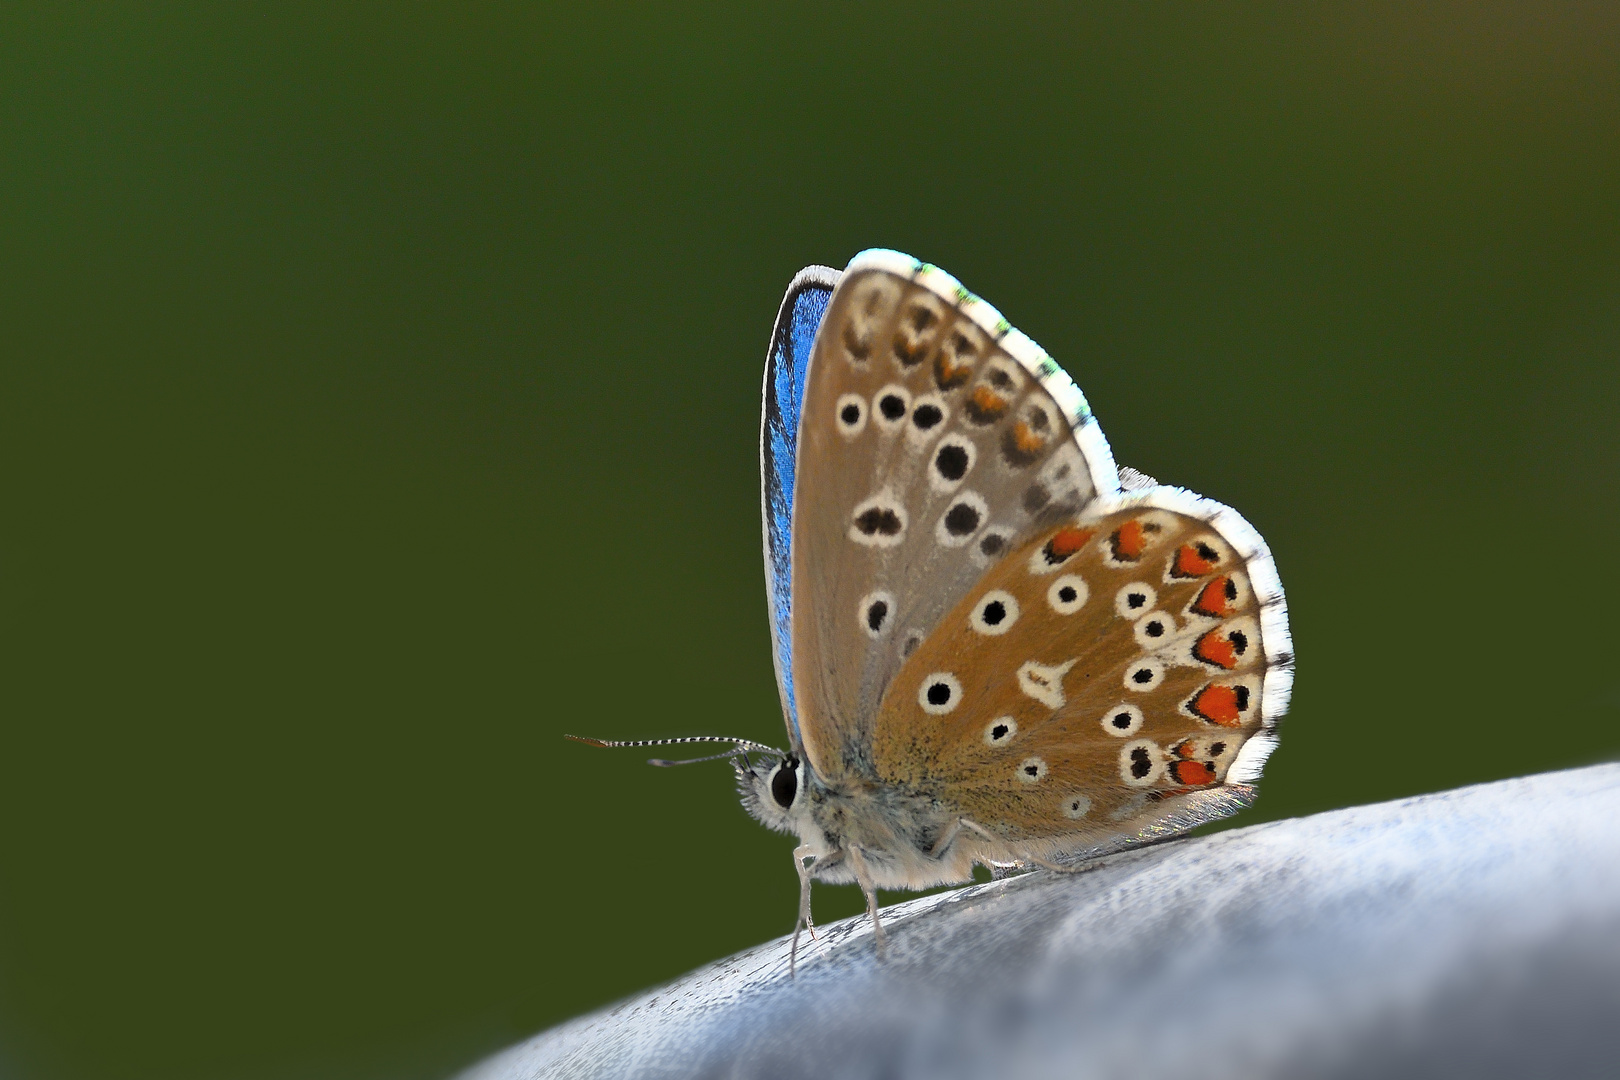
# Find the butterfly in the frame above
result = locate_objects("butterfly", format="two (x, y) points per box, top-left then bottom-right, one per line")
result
(572, 250), (1293, 962)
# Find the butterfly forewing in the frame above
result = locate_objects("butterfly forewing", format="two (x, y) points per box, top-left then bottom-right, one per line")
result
(789, 254), (1117, 781)
(761, 266), (841, 749)
(870, 497), (1292, 848)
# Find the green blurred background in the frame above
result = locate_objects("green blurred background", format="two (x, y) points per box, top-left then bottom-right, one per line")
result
(2, 4), (1617, 1079)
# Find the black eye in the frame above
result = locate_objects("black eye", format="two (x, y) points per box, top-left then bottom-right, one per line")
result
(770, 756), (799, 809)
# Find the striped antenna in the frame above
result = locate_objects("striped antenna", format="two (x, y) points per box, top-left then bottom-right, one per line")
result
(565, 734), (787, 767)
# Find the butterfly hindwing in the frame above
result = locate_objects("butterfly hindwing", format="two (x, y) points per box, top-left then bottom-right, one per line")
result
(870, 491), (1294, 853)
(789, 251), (1120, 781)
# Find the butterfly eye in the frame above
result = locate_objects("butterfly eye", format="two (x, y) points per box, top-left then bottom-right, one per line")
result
(983, 717), (1018, 747)
(1123, 658), (1166, 692)
(917, 672), (962, 715)
(1118, 740), (1165, 787)
(872, 384), (912, 432)
(1133, 611), (1176, 648)
(1114, 583), (1158, 618)
(1101, 703), (1145, 737)
(770, 756), (799, 809)
(1062, 795), (1092, 820)
(858, 590), (895, 639)
(834, 393), (868, 437)
(1047, 574), (1088, 614)
(969, 590), (1020, 636)
(1017, 757), (1048, 784)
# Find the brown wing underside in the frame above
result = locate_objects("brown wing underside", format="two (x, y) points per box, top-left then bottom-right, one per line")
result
(872, 505), (1280, 845)
(790, 268), (1103, 782)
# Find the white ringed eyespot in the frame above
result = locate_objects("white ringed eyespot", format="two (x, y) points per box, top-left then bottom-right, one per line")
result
(1101, 703), (1144, 737)
(1047, 574), (1087, 614)
(1018, 757), (1048, 784)
(918, 672), (962, 715)
(858, 590), (895, 639)
(1123, 658), (1166, 692)
(969, 590), (1020, 635)
(1119, 739), (1164, 787)
(834, 393), (867, 437)
(1115, 583), (1157, 619)
(983, 717), (1017, 747)
(1133, 610), (1175, 648)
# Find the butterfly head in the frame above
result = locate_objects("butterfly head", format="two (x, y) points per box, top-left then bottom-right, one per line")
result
(736, 752), (816, 837)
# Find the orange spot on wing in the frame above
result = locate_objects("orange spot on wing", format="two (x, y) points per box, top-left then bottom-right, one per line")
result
(1171, 760), (1217, 785)
(1111, 520), (1147, 561)
(1192, 576), (1236, 617)
(1194, 630), (1240, 669)
(1048, 527), (1092, 559)
(935, 353), (972, 388)
(1173, 543), (1219, 579)
(971, 385), (1008, 416)
(1012, 421), (1046, 455)
(1188, 684), (1245, 726)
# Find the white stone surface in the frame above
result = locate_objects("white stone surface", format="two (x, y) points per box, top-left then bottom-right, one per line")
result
(460, 765), (1620, 1080)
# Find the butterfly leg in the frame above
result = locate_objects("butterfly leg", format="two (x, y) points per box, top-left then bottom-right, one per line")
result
(928, 818), (963, 859)
(846, 845), (886, 957)
(790, 845), (843, 976)
(789, 843), (818, 975)
(792, 845), (819, 940)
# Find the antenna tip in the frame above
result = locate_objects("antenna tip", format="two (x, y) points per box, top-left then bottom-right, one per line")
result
(564, 734), (609, 747)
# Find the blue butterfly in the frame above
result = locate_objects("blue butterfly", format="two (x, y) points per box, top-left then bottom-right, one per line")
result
(575, 251), (1293, 961)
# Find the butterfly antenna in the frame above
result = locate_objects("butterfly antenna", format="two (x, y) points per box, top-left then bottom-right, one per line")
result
(565, 734), (787, 768)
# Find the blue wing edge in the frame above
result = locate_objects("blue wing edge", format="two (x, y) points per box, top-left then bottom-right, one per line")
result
(760, 265), (841, 751)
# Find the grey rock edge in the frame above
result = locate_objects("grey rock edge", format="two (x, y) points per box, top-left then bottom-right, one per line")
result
(461, 765), (1620, 1080)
